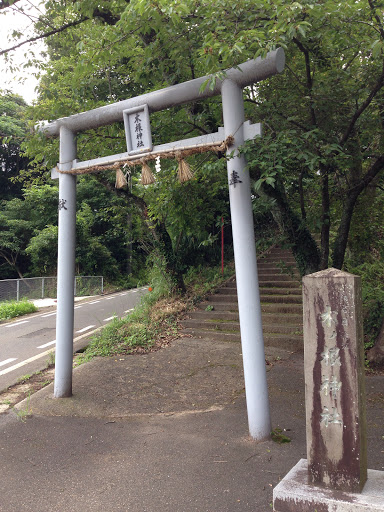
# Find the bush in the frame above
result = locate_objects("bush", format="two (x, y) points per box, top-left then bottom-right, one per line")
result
(0, 299), (37, 321)
(76, 261), (234, 364)
(344, 261), (384, 350)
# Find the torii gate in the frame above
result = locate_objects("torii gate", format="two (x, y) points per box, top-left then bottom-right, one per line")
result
(40, 48), (285, 441)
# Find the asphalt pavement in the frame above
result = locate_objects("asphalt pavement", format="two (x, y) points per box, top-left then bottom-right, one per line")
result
(0, 328), (383, 511)
(0, 288), (147, 391)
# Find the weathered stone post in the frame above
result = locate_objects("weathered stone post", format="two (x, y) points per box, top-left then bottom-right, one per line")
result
(273, 268), (384, 512)
(303, 268), (367, 492)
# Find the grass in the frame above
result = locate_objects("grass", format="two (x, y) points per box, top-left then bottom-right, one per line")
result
(13, 393), (31, 422)
(0, 299), (37, 321)
(17, 373), (33, 384)
(75, 262), (234, 365)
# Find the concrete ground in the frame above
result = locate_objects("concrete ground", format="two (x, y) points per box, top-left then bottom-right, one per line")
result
(31, 296), (94, 308)
(0, 335), (383, 512)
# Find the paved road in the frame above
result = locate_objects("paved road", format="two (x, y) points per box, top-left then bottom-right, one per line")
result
(0, 288), (147, 391)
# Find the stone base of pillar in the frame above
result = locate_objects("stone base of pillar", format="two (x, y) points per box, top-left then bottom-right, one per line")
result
(273, 459), (384, 512)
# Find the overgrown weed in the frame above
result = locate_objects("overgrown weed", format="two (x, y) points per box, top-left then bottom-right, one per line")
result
(76, 262), (234, 365)
(0, 299), (37, 321)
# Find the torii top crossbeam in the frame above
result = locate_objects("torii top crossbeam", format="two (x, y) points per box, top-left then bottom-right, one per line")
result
(41, 48), (284, 136)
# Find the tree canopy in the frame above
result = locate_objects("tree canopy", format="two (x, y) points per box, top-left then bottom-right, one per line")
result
(1, 0), (384, 283)
(0, 92), (27, 200)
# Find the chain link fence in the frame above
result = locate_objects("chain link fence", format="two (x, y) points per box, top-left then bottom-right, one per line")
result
(0, 276), (104, 302)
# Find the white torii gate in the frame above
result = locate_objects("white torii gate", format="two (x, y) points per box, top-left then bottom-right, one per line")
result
(41, 48), (285, 441)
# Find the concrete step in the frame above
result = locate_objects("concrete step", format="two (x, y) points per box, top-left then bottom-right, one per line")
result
(258, 254), (296, 265)
(257, 264), (297, 271)
(183, 318), (302, 336)
(206, 294), (240, 303)
(258, 268), (300, 276)
(216, 287), (237, 295)
(257, 267), (298, 276)
(182, 318), (240, 331)
(263, 324), (303, 335)
(261, 303), (303, 314)
(259, 287), (302, 296)
(223, 279), (300, 289)
(262, 312), (303, 325)
(184, 328), (241, 343)
(264, 250), (293, 256)
(260, 294), (302, 304)
(198, 302), (238, 311)
(258, 279), (301, 288)
(184, 328), (303, 351)
(183, 245), (304, 351)
(198, 301), (303, 314)
(264, 333), (303, 351)
(187, 310), (302, 326)
(188, 310), (239, 321)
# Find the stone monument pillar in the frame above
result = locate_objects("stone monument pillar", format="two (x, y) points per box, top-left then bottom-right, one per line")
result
(273, 268), (384, 512)
(303, 268), (367, 492)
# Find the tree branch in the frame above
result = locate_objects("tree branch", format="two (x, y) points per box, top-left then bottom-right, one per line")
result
(0, 17), (88, 56)
(292, 37), (317, 127)
(339, 64), (384, 147)
(351, 154), (384, 193)
(1, 4), (122, 56)
(184, 121), (209, 135)
(245, 98), (310, 132)
(285, 63), (307, 91)
(0, 1), (21, 10)
(94, 174), (147, 212)
(368, 0), (384, 39)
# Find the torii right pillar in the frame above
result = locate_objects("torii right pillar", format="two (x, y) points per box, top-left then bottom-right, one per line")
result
(222, 78), (271, 441)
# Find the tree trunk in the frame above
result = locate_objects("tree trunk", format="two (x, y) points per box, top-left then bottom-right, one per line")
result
(154, 222), (186, 293)
(298, 170), (306, 220)
(331, 190), (359, 269)
(95, 175), (186, 293)
(320, 170), (330, 269)
(331, 154), (384, 269)
(126, 212), (132, 275)
(260, 180), (320, 276)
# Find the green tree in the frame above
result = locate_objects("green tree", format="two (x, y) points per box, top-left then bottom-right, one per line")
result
(0, 91), (28, 199)
(0, 197), (34, 278)
(4, 0), (384, 281)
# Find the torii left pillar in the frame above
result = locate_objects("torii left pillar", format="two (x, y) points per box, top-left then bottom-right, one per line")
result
(54, 126), (77, 397)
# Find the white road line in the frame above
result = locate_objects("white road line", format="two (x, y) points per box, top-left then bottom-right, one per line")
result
(103, 316), (117, 322)
(105, 297), (114, 300)
(5, 320), (29, 328)
(124, 308), (134, 314)
(74, 305), (82, 309)
(0, 358), (17, 368)
(41, 312), (56, 318)
(119, 293), (127, 296)
(76, 325), (96, 333)
(88, 300), (100, 304)
(37, 340), (56, 349)
(0, 326), (104, 377)
(0, 349), (54, 376)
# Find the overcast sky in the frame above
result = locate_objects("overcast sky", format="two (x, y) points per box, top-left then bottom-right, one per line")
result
(0, 1), (46, 104)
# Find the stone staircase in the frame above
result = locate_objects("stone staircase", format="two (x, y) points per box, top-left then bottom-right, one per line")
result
(182, 246), (303, 352)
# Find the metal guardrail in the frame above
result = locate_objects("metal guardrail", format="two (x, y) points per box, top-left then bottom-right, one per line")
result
(0, 276), (103, 302)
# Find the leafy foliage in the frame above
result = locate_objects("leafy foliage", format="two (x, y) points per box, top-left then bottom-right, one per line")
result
(2, 1), (384, 301)
(345, 261), (384, 350)
(0, 92), (28, 200)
